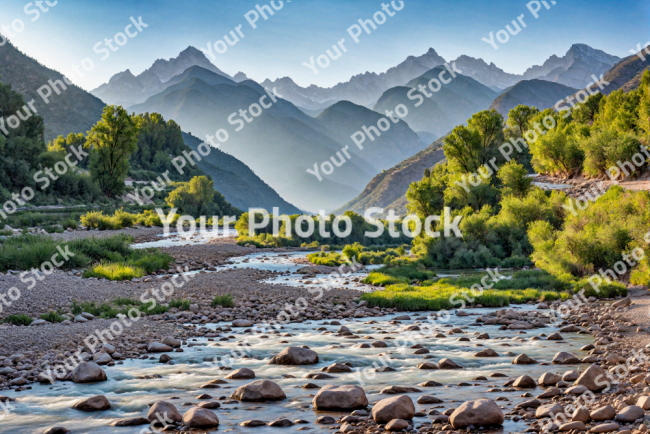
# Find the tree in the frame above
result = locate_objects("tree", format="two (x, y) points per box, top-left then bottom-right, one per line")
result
(165, 175), (239, 217)
(507, 105), (539, 136)
(497, 161), (532, 198)
(86, 106), (139, 198)
(48, 132), (88, 168)
(572, 93), (603, 124)
(467, 109), (505, 165)
(443, 125), (482, 173)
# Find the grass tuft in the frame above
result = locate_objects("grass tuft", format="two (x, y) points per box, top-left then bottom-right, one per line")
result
(212, 293), (234, 308)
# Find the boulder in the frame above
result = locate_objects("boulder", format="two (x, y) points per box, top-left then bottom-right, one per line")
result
(553, 352), (580, 364)
(560, 421), (586, 431)
(162, 336), (181, 348)
(269, 347), (318, 365)
(574, 364), (609, 391)
(182, 407), (219, 427)
(513, 375), (536, 388)
(590, 405), (616, 421)
(43, 428), (70, 434)
(512, 354), (537, 364)
(230, 380), (286, 401)
(323, 363), (352, 373)
(226, 368), (255, 379)
(449, 399), (505, 429)
(72, 395), (111, 411)
(71, 362), (107, 383)
(313, 385), (368, 410)
(232, 319), (253, 327)
(590, 423), (620, 433)
(539, 372), (561, 386)
(147, 343), (173, 353)
(572, 407), (590, 423)
(92, 352), (112, 365)
(110, 417), (150, 426)
(147, 401), (182, 423)
(612, 297), (631, 308)
(637, 396), (650, 410)
(438, 358), (462, 369)
(417, 362), (438, 370)
(536, 403), (564, 418)
(380, 386), (421, 394)
(417, 395), (443, 404)
(386, 419), (409, 431)
(474, 349), (499, 357)
(615, 405), (644, 423)
(372, 395), (415, 423)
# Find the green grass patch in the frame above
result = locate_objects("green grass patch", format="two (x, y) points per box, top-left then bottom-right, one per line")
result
(169, 298), (191, 310)
(364, 264), (437, 286)
(212, 293), (234, 308)
(3, 314), (33, 326)
(361, 282), (569, 311)
(70, 299), (168, 319)
(83, 262), (145, 280)
(40, 311), (66, 323)
(440, 270), (570, 292)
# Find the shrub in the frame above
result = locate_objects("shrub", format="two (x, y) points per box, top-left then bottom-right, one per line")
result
(3, 314), (33, 326)
(573, 279), (628, 299)
(61, 218), (78, 230)
(169, 299), (191, 310)
(84, 262), (145, 280)
(212, 293), (234, 307)
(40, 311), (66, 323)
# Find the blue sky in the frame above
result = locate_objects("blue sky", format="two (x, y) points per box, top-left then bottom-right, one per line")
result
(0, 0), (647, 91)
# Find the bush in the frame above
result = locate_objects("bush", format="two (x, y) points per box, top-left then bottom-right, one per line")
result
(40, 311), (66, 323)
(69, 299), (167, 319)
(83, 262), (145, 280)
(3, 314), (33, 326)
(212, 293), (234, 307)
(62, 218), (78, 230)
(169, 299), (191, 310)
(573, 279), (628, 299)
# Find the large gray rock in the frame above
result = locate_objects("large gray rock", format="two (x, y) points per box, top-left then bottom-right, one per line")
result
(371, 395), (415, 423)
(574, 364), (609, 391)
(438, 358), (462, 369)
(71, 362), (107, 383)
(474, 349), (499, 357)
(536, 403), (565, 418)
(269, 347), (318, 365)
(513, 375), (536, 388)
(182, 407), (219, 427)
(553, 352), (580, 364)
(232, 319), (253, 327)
(147, 401), (182, 423)
(147, 343), (173, 353)
(450, 399), (505, 429)
(226, 368), (255, 379)
(612, 297), (631, 308)
(512, 354), (537, 364)
(162, 336), (181, 348)
(230, 380), (286, 401)
(539, 372), (562, 386)
(313, 385), (368, 410)
(72, 395), (111, 411)
(615, 405), (644, 423)
(590, 405), (616, 421)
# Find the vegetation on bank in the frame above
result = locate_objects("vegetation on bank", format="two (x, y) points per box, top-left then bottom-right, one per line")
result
(0, 234), (171, 280)
(235, 211), (412, 248)
(306, 243), (410, 266)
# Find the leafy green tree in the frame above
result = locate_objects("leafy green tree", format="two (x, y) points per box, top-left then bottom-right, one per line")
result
(497, 161), (532, 198)
(529, 122), (585, 176)
(406, 163), (448, 220)
(594, 90), (640, 134)
(580, 129), (642, 178)
(165, 175), (239, 217)
(572, 93), (604, 124)
(48, 132), (88, 168)
(86, 106), (139, 198)
(507, 105), (539, 135)
(443, 125), (482, 173)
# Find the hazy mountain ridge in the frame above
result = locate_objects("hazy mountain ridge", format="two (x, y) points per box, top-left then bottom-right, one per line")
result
(489, 79), (579, 117)
(91, 47), (232, 106)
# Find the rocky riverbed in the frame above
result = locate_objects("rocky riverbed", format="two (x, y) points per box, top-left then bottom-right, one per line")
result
(0, 232), (649, 434)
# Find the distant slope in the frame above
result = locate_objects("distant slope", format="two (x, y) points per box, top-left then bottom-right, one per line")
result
(92, 47), (232, 106)
(489, 79), (579, 117)
(584, 46), (650, 95)
(316, 101), (426, 171)
(182, 133), (302, 214)
(374, 66), (498, 136)
(0, 40), (105, 140)
(334, 138), (447, 216)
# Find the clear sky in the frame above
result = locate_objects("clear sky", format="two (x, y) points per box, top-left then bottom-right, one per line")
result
(0, 0), (647, 91)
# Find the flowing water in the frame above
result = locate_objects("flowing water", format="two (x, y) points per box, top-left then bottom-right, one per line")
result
(0, 235), (592, 433)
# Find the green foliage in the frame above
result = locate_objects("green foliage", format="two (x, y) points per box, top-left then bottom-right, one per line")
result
(3, 314), (33, 326)
(70, 299), (168, 319)
(80, 209), (163, 230)
(169, 299), (191, 310)
(40, 311), (66, 323)
(528, 117), (585, 176)
(364, 263), (436, 286)
(212, 293), (234, 308)
(360, 281), (568, 310)
(529, 186), (650, 278)
(165, 175), (239, 218)
(87, 105), (139, 198)
(83, 262), (145, 280)
(573, 279), (628, 299)
(497, 161), (532, 198)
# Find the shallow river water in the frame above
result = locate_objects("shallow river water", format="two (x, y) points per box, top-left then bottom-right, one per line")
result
(0, 235), (593, 433)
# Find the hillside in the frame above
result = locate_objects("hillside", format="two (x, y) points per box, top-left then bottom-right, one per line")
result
(374, 66), (498, 137)
(129, 67), (428, 212)
(0, 40), (105, 141)
(489, 79), (579, 117)
(182, 133), (302, 214)
(334, 138), (447, 216)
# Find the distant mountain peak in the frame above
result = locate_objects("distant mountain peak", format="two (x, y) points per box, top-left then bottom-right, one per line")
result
(233, 71), (249, 82)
